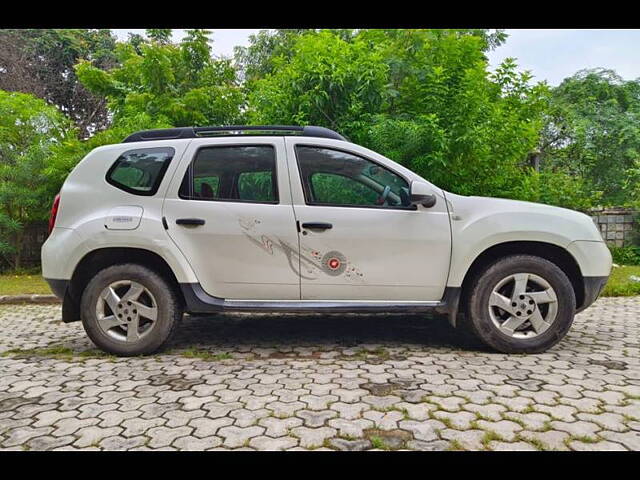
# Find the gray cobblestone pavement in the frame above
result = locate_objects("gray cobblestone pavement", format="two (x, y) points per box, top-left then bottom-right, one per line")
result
(0, 298), (638, 451)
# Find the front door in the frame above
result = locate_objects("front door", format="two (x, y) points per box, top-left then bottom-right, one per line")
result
(285, 139), (452, 301)
(163, 138), (301, 300)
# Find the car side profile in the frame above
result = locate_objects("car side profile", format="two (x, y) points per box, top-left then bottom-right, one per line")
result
(42, 125), (612, 356)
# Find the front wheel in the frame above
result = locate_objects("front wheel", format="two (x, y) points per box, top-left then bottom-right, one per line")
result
(464, 254), (576, 354)
(80, 264), (182, 356)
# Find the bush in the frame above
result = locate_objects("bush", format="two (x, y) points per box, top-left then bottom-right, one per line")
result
(515, 168), (601, 211)
(609, 245), (640, 266)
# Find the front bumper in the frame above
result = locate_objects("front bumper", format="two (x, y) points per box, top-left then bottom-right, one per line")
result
(577, 275), (609, 313)
(567, 240), (613, 277)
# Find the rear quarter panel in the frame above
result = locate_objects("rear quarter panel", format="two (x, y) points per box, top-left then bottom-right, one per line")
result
(42, 140), (199, 283)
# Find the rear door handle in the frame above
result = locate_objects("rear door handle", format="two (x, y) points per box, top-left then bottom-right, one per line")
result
(301, 222), (333, 230)
(176, 218), (205, 226)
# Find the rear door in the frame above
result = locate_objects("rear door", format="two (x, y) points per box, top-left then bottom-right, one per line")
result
(162, 137), (301, 300)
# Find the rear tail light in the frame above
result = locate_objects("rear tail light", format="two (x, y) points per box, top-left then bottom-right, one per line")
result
(48, 193), (61, 235)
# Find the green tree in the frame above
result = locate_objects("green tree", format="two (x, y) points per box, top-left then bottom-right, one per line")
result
(0, 90), (70, 270)
(0, 29), (117, 138)
(75, 29), (246, 128)
(540, 68), (640, 205)
(46, 113), (171, 189)
(248, 31), (388, 130)
(248, 29), (549, 201)
(146, 29), (172, 45)
(234, 29), (317, 84)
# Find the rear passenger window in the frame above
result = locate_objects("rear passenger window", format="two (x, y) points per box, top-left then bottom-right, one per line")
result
(106, 147), (174, 196)
(179, 146), (278, 203)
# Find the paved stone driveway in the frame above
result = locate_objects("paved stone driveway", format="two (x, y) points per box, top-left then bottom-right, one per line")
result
(0, 297), (639, 451)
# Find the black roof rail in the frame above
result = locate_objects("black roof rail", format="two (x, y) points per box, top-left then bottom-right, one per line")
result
(122, 125), (348, 143)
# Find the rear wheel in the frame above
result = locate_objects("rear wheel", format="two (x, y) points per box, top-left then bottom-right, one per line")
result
(464, 254), (576, 353)
(80, 264), (182, 356)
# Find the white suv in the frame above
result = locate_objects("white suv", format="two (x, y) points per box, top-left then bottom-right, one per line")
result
(42, 125), (612, 356)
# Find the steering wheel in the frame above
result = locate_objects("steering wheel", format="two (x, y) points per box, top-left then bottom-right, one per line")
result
(377, 185), (391, 206)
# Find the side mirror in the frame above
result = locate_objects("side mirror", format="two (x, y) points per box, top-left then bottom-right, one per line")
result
(410, 181), (437, 208)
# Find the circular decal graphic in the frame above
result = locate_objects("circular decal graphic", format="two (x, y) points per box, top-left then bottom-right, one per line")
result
(321, 251), (347, 276)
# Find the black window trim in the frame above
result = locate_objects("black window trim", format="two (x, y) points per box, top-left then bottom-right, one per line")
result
(294, 144), (417, 211)
(178, 144), (280, 205)
(105, 146), (175, 197)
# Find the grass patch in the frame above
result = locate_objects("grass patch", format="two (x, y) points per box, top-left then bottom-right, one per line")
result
(179, 347), (233, 361)
(601, 265), (640, 297)
(520, 404), (536, 414)
(0, 273), (51, 295)
(481, 430), (505, 449)
(348, 347), (391, 361)
(1, 345), (114, 360)
(540, 421), (553, 432)
(447, 439), (465, 451)
(515, 434), (546, 451)
(502, 415), (527, 429)
(369, 436), (388, 450)
(569, 435), (600, 444)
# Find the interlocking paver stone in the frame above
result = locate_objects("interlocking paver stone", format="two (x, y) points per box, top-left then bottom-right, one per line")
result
(1, 297), (639, 451)
(549, 420), (601, 438)
(189, 417), (233, 438)
(489, 441), (538, 451)
(475, 420), (523, 441)
(290, 426), (337, 448)
(519, 430), (571, 451)
(172, 435), (221, 450)
(569, 440), (628, 451)
(328, 438), (371, 451)
(328, 418), (373, 437)
(146, 426), (193, 448)
(218, 425), (265, 448)
(121, 417), (165, 438)
(74, 426), (123, 448)
(398, 420), (439, 442)
(599, 431), (640, 450)
(258, 416), (302, 437)
(249, 435), (298, 450)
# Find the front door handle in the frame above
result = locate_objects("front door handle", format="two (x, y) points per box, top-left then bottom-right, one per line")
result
(301, 222), (333, 230)
(176, 218), (206, 226)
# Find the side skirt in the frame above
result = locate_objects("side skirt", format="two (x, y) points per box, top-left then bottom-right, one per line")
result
(180, 283), (462, 326)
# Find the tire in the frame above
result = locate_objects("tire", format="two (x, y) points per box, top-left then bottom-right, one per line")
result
(463, 254), (576, 354)
(80, 264), (182, 356)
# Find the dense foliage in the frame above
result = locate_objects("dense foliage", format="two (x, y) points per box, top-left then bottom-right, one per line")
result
(248, 30), (551, 201)
(540, 68), (640, 206)
(75, 29), (245, 128)
(0, 29), (117, 137)
(0, 91), (69, 269)
(0, 28), (639, 270)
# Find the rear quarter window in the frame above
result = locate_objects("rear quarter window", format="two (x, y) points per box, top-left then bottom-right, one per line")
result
(106, 147), (175, 196)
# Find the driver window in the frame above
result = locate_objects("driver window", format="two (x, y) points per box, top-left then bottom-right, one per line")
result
(295, 146), (409, 208)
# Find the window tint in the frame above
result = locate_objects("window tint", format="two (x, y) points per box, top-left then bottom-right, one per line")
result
(238, 171), (275, 202)
(311, 173), (379, 205)
(194, 176), (220, 199)
(106, 147), (174, 196)
(296, 146), (410, 208)
(180, 145), (277, 203)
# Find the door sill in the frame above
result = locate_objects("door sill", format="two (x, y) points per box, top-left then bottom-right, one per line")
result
(180, 283), (461, 319)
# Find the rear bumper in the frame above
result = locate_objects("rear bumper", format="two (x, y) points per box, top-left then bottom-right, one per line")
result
(577, 275), (609, 313)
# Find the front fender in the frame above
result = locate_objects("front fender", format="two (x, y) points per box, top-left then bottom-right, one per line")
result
(444, 193), (602, 287)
